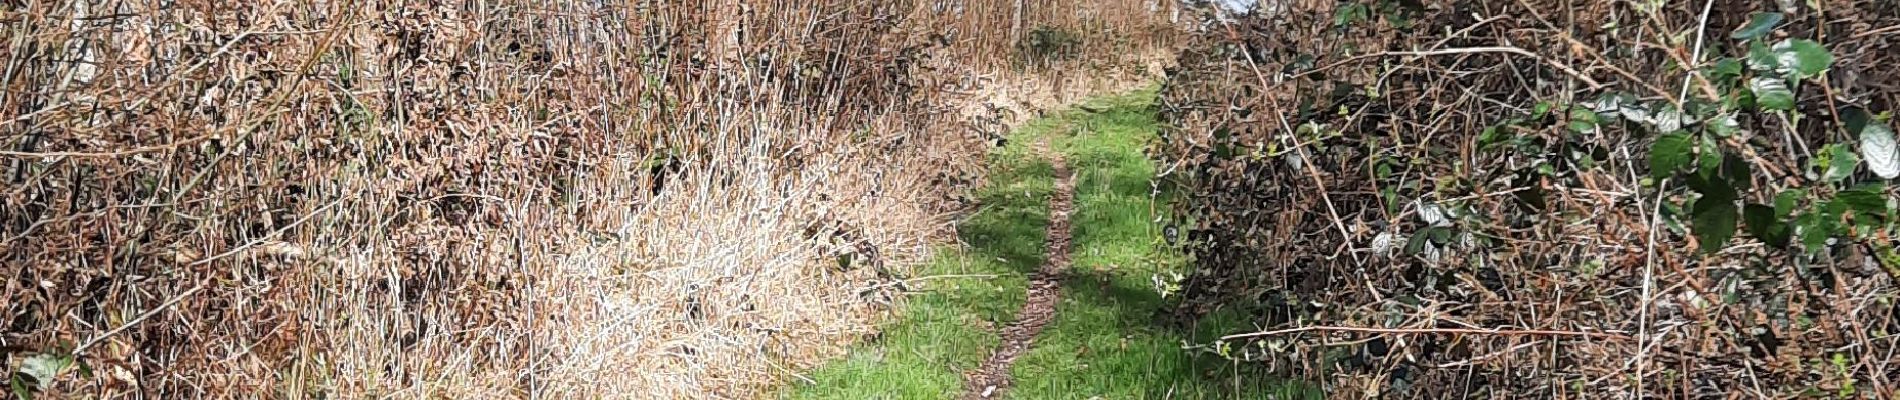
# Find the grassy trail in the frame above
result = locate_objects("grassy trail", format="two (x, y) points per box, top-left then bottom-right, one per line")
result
(784, 90), (1315, 399)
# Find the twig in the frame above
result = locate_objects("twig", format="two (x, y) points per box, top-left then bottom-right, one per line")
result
(1220, 325), (1633, 342)
(1677, 0), (1717, 103)
(1293, 47), (1603, 89)
(1221, 23), (1359, 264)
(188, 196), (347, 267)
(69, 193), (348, 355)
(3, 31), (255, 129)
(74, 284), (204, 355)
(0, 105), (288, 159)
(1634, 179), (1669, 391)
(1853, 23), (1900, 39)
(0, 135), (213, 158)
(1437, 340), (1545, 368)
(1550, 35), (1681, 105)
(1626, 6), (1719, 391)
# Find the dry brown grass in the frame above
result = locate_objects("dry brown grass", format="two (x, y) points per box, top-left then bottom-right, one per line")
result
(0, 1), (1176, 398)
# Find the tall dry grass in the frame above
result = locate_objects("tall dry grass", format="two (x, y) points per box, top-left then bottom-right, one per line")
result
(1157, 0), (1898, 397)
(1, 0), (1175, 398)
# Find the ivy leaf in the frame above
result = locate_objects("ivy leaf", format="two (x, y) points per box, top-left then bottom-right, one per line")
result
(1749, 77), (1794, 110)
(1650, 133), (1693, 178)
(1772, 39), (1833, 80)
(1860, 120), (1899, 179)
(1731, 12), (1785, 39)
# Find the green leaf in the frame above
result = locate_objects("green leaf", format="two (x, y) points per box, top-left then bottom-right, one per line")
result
(1730, 12), (1785, 40)
(1841, 108), (1875, 134)
(1747, 41), (1779, 72)
(1403, 228), (1434, 255)
(1797, 207), (1842, 251)
(1661, 200), (1689, 234)
(1707, 113), (1741, 137)
(1836, 184), (1890, 219)
(1774, 189), (1803, 217)
(1773, 39), (1834, 79)
(1719, 87), (1746, 110)
(1742, 203), (1775, 236)
(1710, 58), (1745, 82)
(1691, 178), (1740, 253)
(1821, 144), (1861, 183)
(1333, 3), (1370, 27)
(1682, 97), (1721, 119)
(1688, 172), (1738, 204)
(1698, 135), (1725, 179)
(1744, 203), (1790, 247)
(1568, 107), (1601, 134)
(1652, 103), (1692, 133)
(12, 376), (32, 400)
(1567, 121), (1598, 134)
(1749, 77), (1795, 110)
(1650, 133), (1693, 178)
(1722, 152), (1754, 192)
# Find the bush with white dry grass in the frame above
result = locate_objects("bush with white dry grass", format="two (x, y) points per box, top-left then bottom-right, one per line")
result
(0, 1), (1175, 398)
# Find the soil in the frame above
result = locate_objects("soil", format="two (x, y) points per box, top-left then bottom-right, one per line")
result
(961, 148), (1076, 399)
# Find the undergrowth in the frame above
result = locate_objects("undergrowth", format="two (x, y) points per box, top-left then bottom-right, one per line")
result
(1156, 0), (1898, 397)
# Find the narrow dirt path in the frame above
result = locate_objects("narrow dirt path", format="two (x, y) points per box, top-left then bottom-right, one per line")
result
(962, 145), (1075, 399)
(789, 90), (1314, 399)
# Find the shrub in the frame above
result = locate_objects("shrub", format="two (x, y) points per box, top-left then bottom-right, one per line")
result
(1157, 0), (1899, 397)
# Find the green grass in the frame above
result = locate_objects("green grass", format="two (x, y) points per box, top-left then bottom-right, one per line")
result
(785, 89), (1315, 400)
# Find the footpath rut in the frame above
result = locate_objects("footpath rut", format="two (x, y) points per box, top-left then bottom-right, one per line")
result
(962, 147), (1075, 399)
